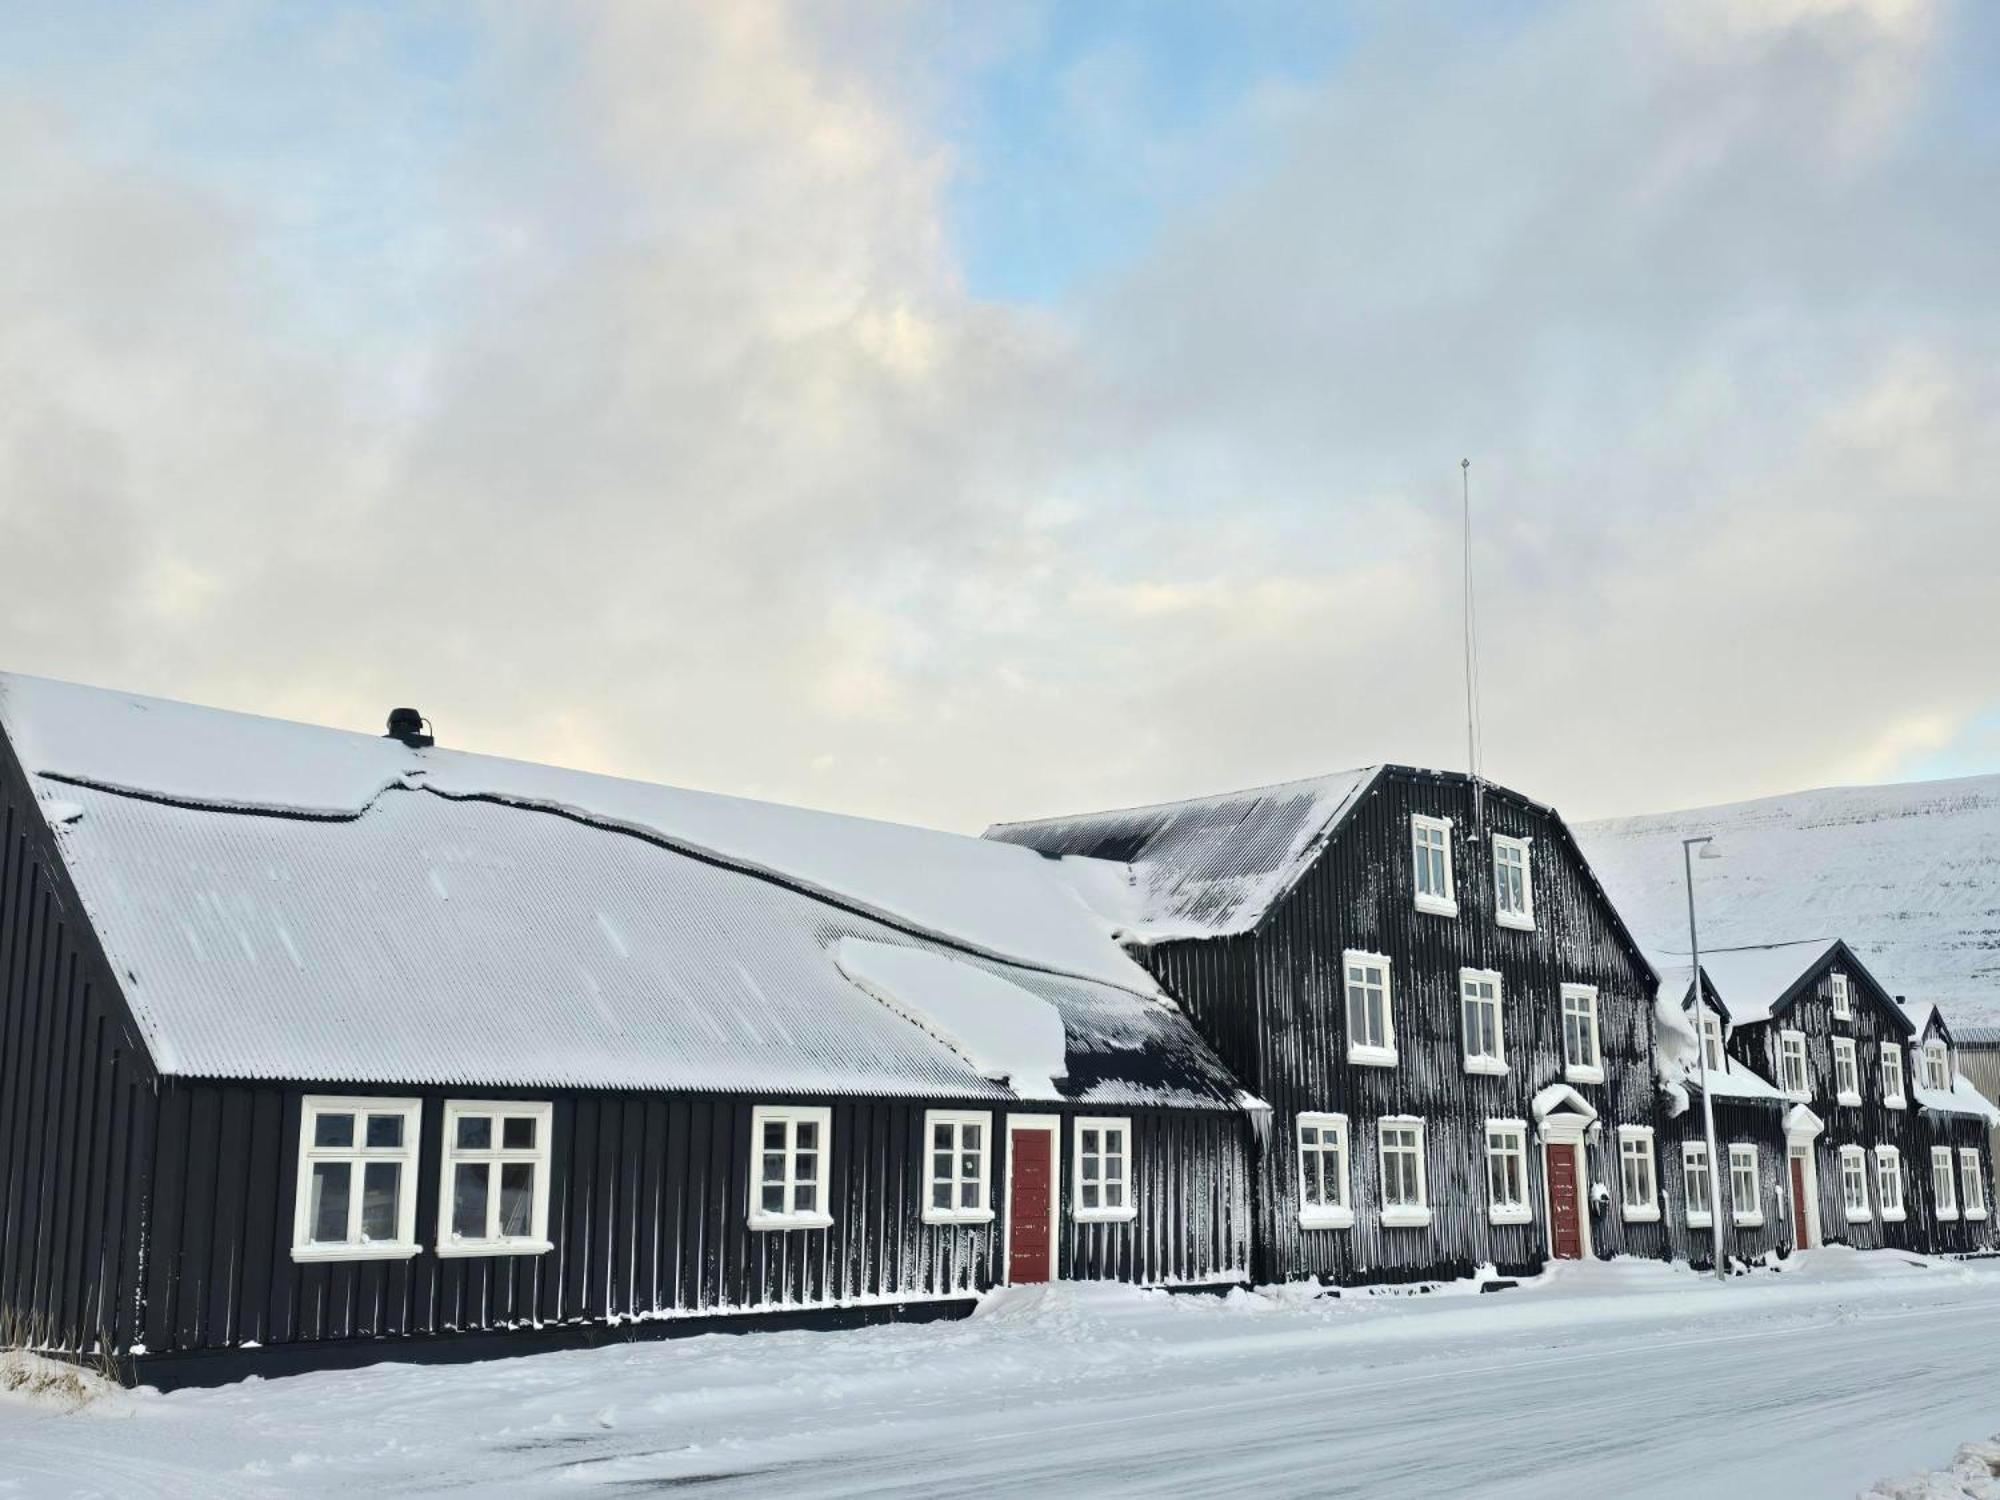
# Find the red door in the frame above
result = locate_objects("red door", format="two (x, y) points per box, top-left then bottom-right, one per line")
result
(1790, 1154), (1812, 1248)
(1007, 1130), (1054, 1284)
(1547, 1144), (1583, 1259)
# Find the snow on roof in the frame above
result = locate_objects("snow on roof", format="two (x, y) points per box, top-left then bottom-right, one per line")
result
(1899, 997), (1947, 1041)
(0, 674), (1241, 1104)
(1577, 774), (2000, 1027)
(1914, 1072), (2000, 1126)
(833, 939), (1067, 1100)
(1654, 939), (1843, 1027)
(1692, 1057), (1789, 1105)
(984, 768), (1381, 941)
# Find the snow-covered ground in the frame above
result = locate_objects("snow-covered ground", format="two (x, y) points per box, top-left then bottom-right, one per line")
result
(7, 1251), (2000, 1497)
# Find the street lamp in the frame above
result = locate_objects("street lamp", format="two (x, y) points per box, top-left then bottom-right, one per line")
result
(1683, 835), (1726, 1283)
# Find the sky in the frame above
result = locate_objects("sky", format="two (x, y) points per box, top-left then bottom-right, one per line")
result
(2, 0), (1996, 835)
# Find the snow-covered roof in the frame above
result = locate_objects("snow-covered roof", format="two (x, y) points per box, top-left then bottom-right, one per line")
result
(0, 673), (1241, 1105)
(1576, 774), (2000, 1026)
(1654, 939), (1845, 1027)
(1914, 1072), (2000, 1126)
(1690, 1057), (1789, 1105)
(1899, 997), (1948, 1042)
(983, 768), (1382, 941)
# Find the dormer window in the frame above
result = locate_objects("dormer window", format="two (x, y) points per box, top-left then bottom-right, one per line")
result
(1491, 835), (1533, 930)
(1830, 972), (1851, 1021)
(1924, 1041), (1951, 1092)
(1410, 815), (1457, 917)
(1699, 1011), (1726, 1074)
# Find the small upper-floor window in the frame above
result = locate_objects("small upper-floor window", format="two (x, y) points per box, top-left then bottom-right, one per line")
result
(1699, 1011), (1727, 1074)
(1779, 1031), (1810, 1100)
(1728, 1144), (1763, 1227)
(750, 1104), (833, 1231)
(1923, 1041), (1951, 1092)
(1485, 1119), (1531, 1226)
(1378, 1116), (1431, 1228)
(1881, 1043), (1906, 1109)
(1830, 972), (1852, 1021)
(1075, 1117), (1136, 1222)
(1297, 1112), (1353, 1230)
(1460, 968), (1507, 1075)
(1492, 835), (1533, 930)
(1961, 1148), (1988, 1221)
(292, 1096), (423, 1263)
(1832, 1038), (1861, 1107)
(924, 1110), (994, 1225)
(1344, 950), (1397, 1067)
(1932, 1147), (1959, 1222)
(1840, 1146), (1872, 1223)
(440, 1100), (554, 1256)
(1410, 814), (1458, 917)
(1682, 1141), (1715, 1228)
(1876, 1146), (1906, 1222)
(1562, 984), (1603, 1085)
(1618, 1126), (1659, 1222)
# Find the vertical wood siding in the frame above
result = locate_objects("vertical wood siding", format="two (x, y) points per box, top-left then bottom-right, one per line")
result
(1661, 1100), (1791, 1266)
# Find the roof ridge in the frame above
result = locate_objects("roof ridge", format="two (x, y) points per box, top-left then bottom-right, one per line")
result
(985, 764), (1384, 835)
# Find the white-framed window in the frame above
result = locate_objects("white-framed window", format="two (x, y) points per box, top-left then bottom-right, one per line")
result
(1492, 834), (1533, 930)
(1881, 1043), (1906, 1109)
(1682, 1141), (1715, 1228)
(438, 1101), (554, 1256)
(1841, 1146), (1872, 1223)
(1460, 968), (1507, 1075)
(1411, 814), (1458, 917)
(1830, 972), (1851, 1021)
(1779, 1030), (1810, 1100)
(923, 1110), (994, 1225)
(1343, 949), (1397, 1067)
(749, 1104), (834, 1230)
(1618, 1126), (1659, 1222)
(1924, 1041), (1951, 1092)
(1074, 1116), (1135, 1222)
(1377, 1116), (1431, 1228)
(1833, 1038), (1861, 1107)
(1484, 1119), (1531, 1226)
(1728, 1144), (1763, 1226)
(292, 1096), (422, 1262)
(1296, 1112), (1353, 1230)
(1562, 984), (1603, 1085)
(1699, 1011), (1727, 1074)
(1932, 1147), (1959, 1222)
(1961, 1148), (1987, 1221)
(1876, 1146), (1906, 1222)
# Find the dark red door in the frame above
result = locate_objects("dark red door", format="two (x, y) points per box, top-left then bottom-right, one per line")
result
(1547, 1145), (1583, 1259)
(1790, 1155), (1811, 1247)
(1008, 1130), (1054, 1284)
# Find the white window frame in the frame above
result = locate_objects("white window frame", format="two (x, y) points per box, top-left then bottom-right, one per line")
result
(1830, 972), (1851, 1021)
(1832, 1038), (1861, 1108)
(1682, 1141), (1715, 1229)
(1491, 834), (1534, 931)
(1932, 1146), (1959, 1222)
(1924, 1041), (1951, 1092)
(1617, 1125), (1659, 1222)
(1779, 1030), (1810, 1101)
(292, 1096), (423, 1263)
(1073, 1116), (1136, 1223)
(1296, 1112), (1353, 1230)
(922, 1109), (995, 1226)
(1840, 1145), (1873, 1223)
(1410, 814), (1458, 918)
(1377, 1116), (1432, 1228)
(1881, 1043), (1906, 1110)
(1961, 1148), (1987, 1221)
(1343, 949), (1398, 1068)
(1484, 1118), (1532, 1226)
(1460, 967), (1508, 1076)
(436, 1100), (554, 1257)
(1561, 984), (1603, 1085)
(748, 1104), (834, 1231)
(1728, 1144), (1763, 1227)
(1876, 1145), (1906, 1222)
(1699, 1011), (1726, 1075)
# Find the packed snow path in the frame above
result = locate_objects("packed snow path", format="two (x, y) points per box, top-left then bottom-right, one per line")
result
(7, 1251), (2000, 1497)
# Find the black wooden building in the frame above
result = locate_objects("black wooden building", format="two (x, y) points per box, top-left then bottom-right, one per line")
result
(0, 673), (1253, 1386)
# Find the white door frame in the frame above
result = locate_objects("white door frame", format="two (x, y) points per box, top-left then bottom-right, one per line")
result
(1785, 1105), (1825, 1250)
(1002, 1114), (1060, 1285)
(1538, 1118), (1594, 1262)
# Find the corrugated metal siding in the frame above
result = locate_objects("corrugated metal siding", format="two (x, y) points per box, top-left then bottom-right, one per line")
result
(1662, 1099), (1791, 1265)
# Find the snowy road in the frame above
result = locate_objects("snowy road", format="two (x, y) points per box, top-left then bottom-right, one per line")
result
(5, 1250), (2000, 1497)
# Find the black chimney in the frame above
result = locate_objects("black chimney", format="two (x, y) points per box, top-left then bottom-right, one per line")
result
(385, 708), (434, 748)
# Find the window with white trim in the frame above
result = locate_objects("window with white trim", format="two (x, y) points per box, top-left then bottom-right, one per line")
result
(1728, 1144), (1762, 1226)
(1492, 835), (1533, 930)
(1830, 972), (1851, 1021)
(1343, 950), (1397, 1067)
(1485, 1120), (1531, 1225)
(292, 1096), (422, 1262)
(1932, 1147), (1959, 1222)
(1411, 814), (1457, 917)
(923, 1110), (994, 1225)
(1699, 1011), (1726, 1075)
(1562, 984), (1603, 1084)
(439, 1101), (554, 1256)
(1682, 1141), (1715, 1228)
(749, 1105), (833, 1230)
(1881, 1043), (1906, 1109)
(1876, 1146), (1906, 1222)
(1296, 1113), (1352, 1230)
(1840, 1146), (1872, 1223)
(1924, 1041), (1951, 1091)
(1460, 968), (1506, 1075)
(1377, 1117), (1431, 1228)
(1618, 1126), (1659, 1222)
(1075, 1117), (1135, 1222)
(1961, 1148), (1987, 1221)
(1779, 1031), (1809, 1100)
(1833, 1038), (1860, 1107)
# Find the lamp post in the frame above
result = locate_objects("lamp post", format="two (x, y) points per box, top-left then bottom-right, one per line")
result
(1683, 835), (1726, 1283)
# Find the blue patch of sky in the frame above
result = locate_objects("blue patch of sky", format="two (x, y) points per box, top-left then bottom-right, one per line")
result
(1904, 711), (2000, 783)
